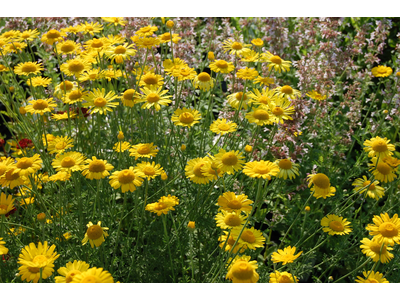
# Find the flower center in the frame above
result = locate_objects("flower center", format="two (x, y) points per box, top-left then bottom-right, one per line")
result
(279, 159), (292, 170)
(253, 109), (269, 120)
(5, 169), (20, 181)
(362, 180), (376, 190)
(281, 85), (293, 95)
(258, 96), (269, 104)
(180, 68), (191, 76)
(66, 270), (82, 283)
(147, 93), (160, 103)
(370, 241), (386, 254)
(91, 39), (103, 48)
(17, 157), (33, 169)
(193, 162), (206, 177)
(0, 165), (7, 177)
(197, 72), (211, 82)
(376, 162), (391, 175)
(0, 204), (8, 212)
(47, 30), (61, 39)
(232, 42), (243, 50)
(272, 107), (284, 116)
(227, 199), (242, 210)
(253, 163), (270, 174)
(60, 81), (73, 91)
(114, 46), (126, 54)
(235, 92), (247, 100)
(329, 220), (344, 232)
(137, 145), (150, 154)
(155, 202), (169, 210)
(143, 75), (158, 85)
(32, 99), (48, 110)
(215, 60), (228, 69)
(241, 230), (256, 243)
(123, 89), (135, 100)
(379, 222), (398, 237)
(371, 140), (388, 153)
(55, 141), (67, 150)
(27, 266), (40, 273)
(61, 157), (76, 168)
(118, 170), (135, 184)
(221, 152), (238, 166)
(94, 97), (107, 107)
(32, 255), (48, 266)
(143, 166), (155, 176)
(231, 262), (253, 280)
(61, 42), (75, 53)
(312, 173), (330, 189)
(279, 275), (292, 283)
(68, 90), (83, 100)
(68, 61), (85, 73)
(218, 124), (231, 131)
(81, 275), (98, 283)
(270, 55), (282, 64)
(224, 214), (242, 226)
(21, 62), (38, 73)
(85, 25), (94, 31)
(88, 161), (106, 173)
(86, 224), (103, 240)
(179, 112), (194, 124)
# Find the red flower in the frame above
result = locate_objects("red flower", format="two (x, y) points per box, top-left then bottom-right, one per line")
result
(16, 138), (33, 149)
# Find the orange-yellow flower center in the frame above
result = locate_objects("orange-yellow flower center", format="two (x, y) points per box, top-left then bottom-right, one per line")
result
(279, 159), (292, 170)
(235, 92), (247, 100)
(272, 107), (284, 116)
(155, 202), (169, 210)
(279, 274), (292, 283)
(86, 224), (103, 240)
(88, 160), (106, 173)
(365, 278), (379, 283)
(32, 254), (49, 266)
(61, 157), (76, 168)
(91, 39), (103, 48)
(143, 75), (158, 85)
(47, 30), (61, 39)
(312, 173), (330, 189)
(21, 62), (38, 73)
(231, 261), (253, 280)
(118, 170), (135, 184)
(218, 123), (231, 131)
(221, 152), (238, 166)
(281, 85), (293, 95)
(215, 60), (228, 69)
(362, 180), (376, 190)
(270, 55), (282, 64)
(60, 81), (73, 91)
(68, 90), (83, 100)
(180, 68), (191, 76)
(27, 266), (40, 273)
(241, 230), (256, 243)
(379, 222), (398, 237)
(66, 270), (82, 283)
(227, 199), (242, 210)
(224, 214), (242, 227)
(55, 141), (67, 150)
(5, 169), (20, 181)
(61, 42), (75, 53)
(68, 61), (85, 73)
(123, 89), (135, 100)
(369, 240), (386, 254)
(16, 157), (33, 169)
(231, 42), (243, 50)
(371, 140), (388, 153)
(179, 112), (194, 124)
(193, 162), (206, 178)
(258, 96), (270, 104)
(0, 204), (9, 212)
(32, 99), (48, 110)
(253, 109), (269, 120)
(137, 145), (150, 154)
(197, 72), (211, 82)
(114, 46), (126, 54)
(81, 275), (98, 283)
(329, 220), (344, 232)
(147, 93), (160, 103)
(142, 166), (155, 176)
(94, 97), (107, 107)
(253, 163), (270, 174)
(376, 162), (391, 175)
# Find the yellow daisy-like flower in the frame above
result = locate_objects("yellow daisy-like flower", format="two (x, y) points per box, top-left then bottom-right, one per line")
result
(41, 29), (66, 45)
(83, 88), (119, 115)
(55, 40), (81, 55)
(145, 194), (179, 216)
(217, 192), (253, 214)
(24, 98), (57, 116)
(26, 76), (52, 88)
(0, 166), (26, 189)
(105, 43), (137, 64)
(363, 136), (396, 159)
(140, 86), (172, 111)
(185, 157), (214, 185)
(209, 59), (235, 74)
(306, 90), (327, 101)
(253, 76), (274, 87)
(135, 37), (161, 49)
(109, 167), (144, 193)
(222, 39), (251, 56)
(236, 67), (259, 80)
(251, 38), (264, 47)
(219, 231), (246, 253)
(275, 159), (300, 180)
(371, 65), (392, 78)
(5, 41), (27, 54)
(134, 161), (163, 180)
(55, 260), (90, 283)
(14, 61), (43, 76)
(129, 143), (159, 160)
(136, 25), (158, 37)
(307, 173), (336, 199)
(62, 88), (89, 105)
(1, 30), (20, 40)
(213, 149), (245, 175)
(84, 37), (110, 52)
(321, 214), (352, 236)
(71, 267), (114, 283)
(79, 69), (103, 82)
(158, 32), (181, 44)
(47, 136), (74, 155)
(13, 154), (42, 177)
(271, 246), (303, 265)
(193, 72), (215, 91)
(101, 17), (127, 26)
(227, 91), (251, 110)
(0, 237), (8, 255)
(170, 66), (197, 81)
(240, 50), (260, 63)
(355, 271), (389, 283)
(226, 255), (259, 283)
(163, 58), (188, 74)
(113, 141), (131, 153)
(269, 97), (295, 124)
(366, 213), (400, 246)
(243, 160), (279, 180)
(54, 80), (77, 98)
(360, 237), (393, 263)
(352, 176), (385, 200)
(368, 157), (397, 183)
(210, 119), (237, 135)
(52, 151), (86, 173)
(215, 210), (247, 229)
(260, 51), (291, 73)
(20, 197), (35, 206)
(78, 21), (103, 35)
(274, 85), (301, 99)
(382, 156), (400, 168)
(61, 26), (81, 35)
(245, 108), (273, 126)
(119, 89), (141, 107)
(247, 87), (277, 109)
(17, 241), (60, 283)
(82, 221), (109, 248)
(49, 171), (71, 182)
(269, 271), (299, 283)
(81, 157), (114, 180)
(19, 29), (39, 41)
(171, 107), (201, 128)
(231, 226), (265, 250)
(138, 72), (164, 89)
(0, 193), (15, 215)
(60, 58), (91, 77)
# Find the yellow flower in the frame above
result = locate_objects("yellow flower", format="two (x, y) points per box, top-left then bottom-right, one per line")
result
(82, 221), (109, 248)
(215, 210), (247, 229)
(135, 37), (161, 49)
(77, 21), (103, 35)
(13, 154), (42, 177)
(145, 195), (179, 216)
(227, 91), (251, 110)
(185, 157), (214, 185)
(275, 158), (300, 180)
(244, 145), (253, 153)
(47, 136), (74, 155)
(271, 246), (303, 265)
(109, 167), (144, 193)
(129, 143), (159, 160)
(231, 226), (265, 250)
(307, 173), (336, 199)
(14, 61), (43, 76)
(219, 231), (246, 253)
(210, 119), (237, 135)
(365, 213), (400, 246)
(217, 192), (253, 214)
(187, 221), (195, 230)
(158, 32), (181, 44)
(19, 29), (40, 41)
(41, 29), (66, 45)
(213, 149), (245, 175)
(209, 59), (235, 74)
(136, 25), (158, 37)
(269, 97), (295, 124)
(83, 88), (120, 115)
(274, 85), (301, 99)
(105, 43), (137, 64)
(236, 67), (259, 80)
(269, 271), (298, 283)
(306, 90), (327, 101)
(81, 157), (114, 180)
(360, 237), (393, 263)
(368, 157), (397, 183)
(193, 72), (215, 91)
(171, 108), (201, 128)
(226, 255), (259, 283)
(170, 66), (197, 81)
(245, 108), (273, 126)
(355, 271), (389, 283)
(363, 136), (396, 158)
(101, 17), (127, 26)
(24, 98), (57, 115)
(248, 87), (277, 108)
(119, 89), (142, 107)
(55, 260), (90, 283)
(260, 51), (291, 73)
(352, 176), (385, 200)
(321, 214), (352, 236)
(371, 65), (392, 77)
(0, 166), (26, 189)
(0, 193), (15, 215)
(56, 40), (81, 55)
(222, 39), (251, 56)
(240, 50), (260, 63)
(138, 72), (164, 89)
(62, 88), (89, 105)
(251, 38), (264, 47)
(0, 238), (8, 255)
(140, 86), (172, 111)
(243, 160), (279, 180)
(49, 171), (71, 182)
(253, 76), (274, 86)
(52, 151), (86, 173)
(71, 267), (114, 283)
(113, 141), (131, 153)
(54, 80), (77, 98)
(26, 76), (52, 87)
(134, 161), (163, 180)
(60, 58), (91, 77)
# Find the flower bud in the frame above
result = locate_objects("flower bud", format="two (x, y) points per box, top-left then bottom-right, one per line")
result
(244, 145), (253, 153)
(305, 206), (310, 212)
(37, 212), (46, 222)
(117, 131), (124, 140)
(208, 51), (215, 61)
(161, 172), (168, 181)
(9, 86), (15, 93)
(181, 144), (186, 151)
(187, 221), (195, 230)
(166, 20), (174, 29)
(19, 106), (26, 115)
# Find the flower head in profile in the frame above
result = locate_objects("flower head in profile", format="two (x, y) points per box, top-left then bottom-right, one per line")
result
(193, 72), (215, 91)
(119, 89), (141, 107)
(0, 166), (26, 189)
(243, 160), (279, 180)
(41, 29), (66, 45)
(171, 108), (201, 128)
(307, 173), (336, 199)
(134, 161), (163, 180)
(215, 210), (247, 230)
(113, 141), (131, 153)
(82, 221), (109, 248)
(101, 17), (127, 26)
(321, 214), (352, 236)
(227, 91), (251, 110)
(19, 29), (40, 41)
(77, 21), (103, 35)
(260, 51), (291, 73)
(363, 136), (395, 158)
(240, 50), (260, 63)
(306, 90), (327, 101)
(371, 65), (392, 78)
(269, 271), (298, 283)
(49, 171), (71, 182)
(185, 157), (214, 185)
(217, 192), (253, 214)
(52, 151), (86, 173)
(366, 213), (400, 246)
(14, 154), (42, 177)
(355, 271), (389, 283)
(105, 43), (137, 64)
(71, 267), (114, 283)
(245, 108), (272, 126)
(253, 76), (274, 87)
(135, 25), (158, 37)
(274, 85), (301, 99)
(368, 157), (397, 183)
(248, 87), (277, 109)
(145, 195), (179, 216)
(271, 246), (303, 265)
(236, 67), (259, 80)
(213, 149), (245, 175)
(26, 76), (52, 87)
(129, 143), (159, 160)
(109, 167), (144, 193)
(225, 255), (259, 283)
(0, 193), (15, 216)
(135, 37), (161, 49)
(55, 260), (90, 283)
(81, 157), (114, 180)
(275, 158), (300, 180)
(47, 136), (74, 155)
(360, 237), (393, 264)
(269, 97), (295, 124)
(138, 72), (164, 89)
(83, 88), (119, 115)
(352, 176), (384, 200)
